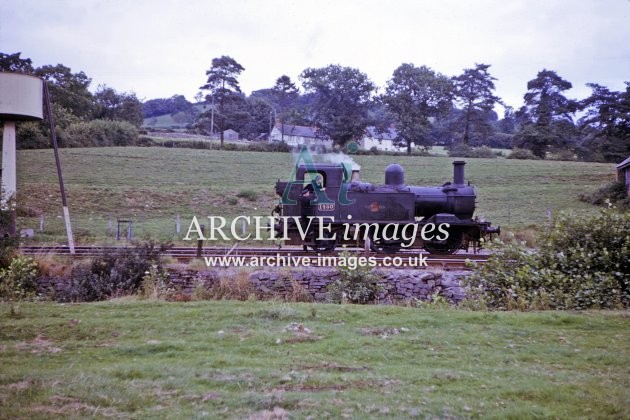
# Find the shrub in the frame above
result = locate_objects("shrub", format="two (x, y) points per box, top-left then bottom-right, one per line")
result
(0, 256), (39, 301)
(547, 149), (577, 161)
(62, 119), (139, 147)
(537, 207), (629, 309)
(0, 187), (19, 268)
(327, 257), (383, 304)
(16, 121), (49, 149)
(448, 144), (497, 158)
(61, 241), (170, 302)
(208, 270), (255, 300)
(507, 148), (540, 160)
(579, 182), (629, 210)
(139, 264), (169, 299)
(465, 207), (630, 310)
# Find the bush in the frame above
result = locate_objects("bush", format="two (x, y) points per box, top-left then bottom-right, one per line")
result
(579, 182), (630, 210)
(465, 207), (630, 310)
(547, 149), (577, 161)
(61, 241), (170, 302)
(0, 256), (39, 301)
(507, 148), (540, 160)
(327, 257), (383, 304)
(448, 144), (497, 158)
(62, 119), (139, 147)
(16, 121), (49, 149)
(208, 270), (256, 301)
(0, 187), (19, 268)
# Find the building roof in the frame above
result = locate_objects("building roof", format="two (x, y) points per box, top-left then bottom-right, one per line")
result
(365, 126), (399, 141)
(616, 156), (630, 169)
(616, 156), (630, 170)
(274, 123), (320, 138)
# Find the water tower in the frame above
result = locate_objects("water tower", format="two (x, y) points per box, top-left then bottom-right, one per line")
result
(0, 73), (43, 236)
(0, 72), (74, 253)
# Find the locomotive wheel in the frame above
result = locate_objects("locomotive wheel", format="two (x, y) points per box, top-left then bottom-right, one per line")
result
(311, 238), (336, 252)
(370, 239), (401, 254)
(424, 230), (463, 255)
(310, 231), (336, 252)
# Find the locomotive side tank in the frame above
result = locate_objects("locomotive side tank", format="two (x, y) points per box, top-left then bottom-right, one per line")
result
(274, 160), (499, 254)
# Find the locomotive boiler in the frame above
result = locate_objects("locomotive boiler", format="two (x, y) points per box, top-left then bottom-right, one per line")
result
(273, 160), (499, 254)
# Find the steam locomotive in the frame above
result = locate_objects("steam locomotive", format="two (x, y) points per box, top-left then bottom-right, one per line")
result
(273, 160), (499, 254)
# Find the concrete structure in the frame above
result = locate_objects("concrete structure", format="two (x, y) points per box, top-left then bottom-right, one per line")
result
(269, 123), (332, 149)
(0, 73), (44, 236)
(616, 156), (630, 196)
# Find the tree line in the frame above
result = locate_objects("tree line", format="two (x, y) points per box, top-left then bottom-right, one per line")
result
(193, 55), (628, 162)
(1, 52), (143, 148)
(2, 51), (628, 162)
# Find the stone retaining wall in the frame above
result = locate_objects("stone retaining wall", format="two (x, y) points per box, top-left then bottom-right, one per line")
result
(36, 267), (469, 303)
(166, 267), (469, 303)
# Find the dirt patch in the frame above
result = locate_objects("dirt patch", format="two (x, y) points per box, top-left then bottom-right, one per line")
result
(273, 379), (400, 393)
(295, 362), (370, 372)
(248, 406), (289, 420)
(31, 395), (115, 416)
(360, 327), (407, 338)
(278, 335), (323, 344)
(5, 380), (31, 392)
(15, 335), (62, 354)
(276, 323), (323, 344)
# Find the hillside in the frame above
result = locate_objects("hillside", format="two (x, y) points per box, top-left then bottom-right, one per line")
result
(15, 147), (614, 244)
(142, 103), (210, 129)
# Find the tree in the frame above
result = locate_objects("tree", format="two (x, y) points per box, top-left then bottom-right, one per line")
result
(523, 69), (576, 126)
(382, 64), (453, 154)
(93, 85), (143, 126)
(578, 82), (630, 162)
(199, 55), (245, 148)
(299, 65), (376, 146)
(34, 64), (94, 119)
(452, 63), (501, 145)
(270, 75), (299, 142)
(240, 96), (276, 139)
(0, 52), (34, 73)
(143, 95), (192, 118)
(514, 70), (578, 157)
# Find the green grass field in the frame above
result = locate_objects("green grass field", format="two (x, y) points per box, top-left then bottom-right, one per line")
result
(15, 147), (615, 244)
(0, 301), (628, 418)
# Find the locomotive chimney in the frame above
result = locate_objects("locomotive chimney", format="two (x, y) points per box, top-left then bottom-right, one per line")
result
(453, 160), (466, 186)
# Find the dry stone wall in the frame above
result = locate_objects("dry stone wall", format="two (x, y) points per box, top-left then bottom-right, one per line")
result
(36, 267), (469, 303)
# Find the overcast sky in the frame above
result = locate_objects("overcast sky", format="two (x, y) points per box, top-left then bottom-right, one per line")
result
(2, 0), (629, 113)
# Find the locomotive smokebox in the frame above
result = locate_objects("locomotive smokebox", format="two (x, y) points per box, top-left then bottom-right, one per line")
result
(453, 161), (466, 186)
(385, 163), (404, 186)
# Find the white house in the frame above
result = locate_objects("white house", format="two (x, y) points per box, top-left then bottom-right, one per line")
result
(360, 126), (413, 152)
(269, 123), (332, 149)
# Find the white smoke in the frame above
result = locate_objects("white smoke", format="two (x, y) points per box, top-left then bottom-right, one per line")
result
(318, 152), (361, 171)
(290, 147), (361, 170)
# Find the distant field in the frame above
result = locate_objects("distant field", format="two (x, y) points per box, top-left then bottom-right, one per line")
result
(1, 301), (628, 418)
(15, 147), (614, 244)
(143, 103), (209, 129)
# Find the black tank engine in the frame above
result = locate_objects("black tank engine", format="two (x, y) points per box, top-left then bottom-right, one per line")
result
(274, 160), (499, 254)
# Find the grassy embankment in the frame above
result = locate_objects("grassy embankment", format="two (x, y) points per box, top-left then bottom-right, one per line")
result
(0, 301), (628, 418)
(16, 147), (614, 244)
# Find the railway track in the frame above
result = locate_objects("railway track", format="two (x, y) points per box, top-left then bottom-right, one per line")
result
(19, 245), (488, 269)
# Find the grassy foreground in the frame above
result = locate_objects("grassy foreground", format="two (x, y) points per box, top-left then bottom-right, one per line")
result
(1, 301), (628, 418)
(15, 147), (614, 244)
